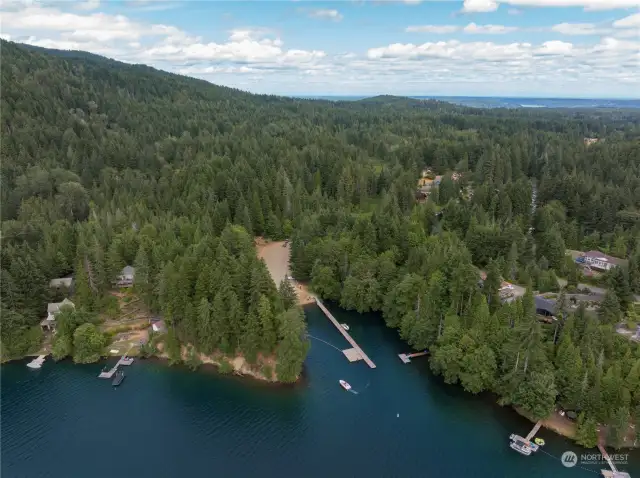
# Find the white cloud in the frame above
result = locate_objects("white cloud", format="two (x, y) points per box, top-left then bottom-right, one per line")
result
(552, 22), (610, 35)
(406, 25), (459, 33)
(307, 9), (343, 21)
(406, 23), (518, 34)
(462, 0), (499, 12)
(508, 7), (523, 14)
(463, 0), (640, 13)
(614, 13), (640, 29)
(2, 1), (638, 97)
(464, 23), (518, 34)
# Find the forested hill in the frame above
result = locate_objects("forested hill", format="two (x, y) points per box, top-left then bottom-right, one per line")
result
(2, 39), (640, 436)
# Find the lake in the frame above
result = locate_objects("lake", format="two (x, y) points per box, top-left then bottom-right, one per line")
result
(2, 303), (638, 478)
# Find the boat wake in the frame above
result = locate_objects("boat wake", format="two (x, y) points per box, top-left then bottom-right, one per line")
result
(348, 389), (359, 395)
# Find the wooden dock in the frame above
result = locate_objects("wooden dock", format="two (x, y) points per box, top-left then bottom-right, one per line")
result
(98, 348), (134, 379)
(398, 351), (429, 364)
(314, 298), (376, 369)
(525, 421), (542, 441)
(27, 355), (47, 369)
(597, 443), (630, 478)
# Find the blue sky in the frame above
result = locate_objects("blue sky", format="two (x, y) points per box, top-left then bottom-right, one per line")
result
(1, 1), (639, 97)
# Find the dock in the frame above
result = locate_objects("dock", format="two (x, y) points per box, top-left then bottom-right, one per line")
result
(98, 348), (134, 379)
(525, 421), (542, 441)
(27, 355), (47, 369)
(598, 443), (631, 478)
(314, 298), (376, 369)
(398, 351), (429, 364)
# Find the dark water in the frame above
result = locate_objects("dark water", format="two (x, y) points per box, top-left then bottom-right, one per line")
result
(3, 304), (639, 478)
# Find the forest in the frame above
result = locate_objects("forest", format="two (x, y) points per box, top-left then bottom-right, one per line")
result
(1, 40), (640, 442)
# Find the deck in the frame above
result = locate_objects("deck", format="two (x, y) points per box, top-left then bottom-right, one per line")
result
(315, 298), (376, 369)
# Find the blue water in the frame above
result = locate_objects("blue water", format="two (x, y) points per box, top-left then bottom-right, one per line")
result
(2, 303), (639, 478)
(292, 96), (640, 109)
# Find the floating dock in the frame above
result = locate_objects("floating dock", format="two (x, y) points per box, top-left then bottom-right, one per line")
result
(98, 349), (134, 379)
(398, 351), (429, 364)
(314, 298), (376, 369)
(27, 355), (47, 369)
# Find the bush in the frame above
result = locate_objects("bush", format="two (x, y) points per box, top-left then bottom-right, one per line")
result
(261, 364), (274, 381)
(218, 358), (233, 374)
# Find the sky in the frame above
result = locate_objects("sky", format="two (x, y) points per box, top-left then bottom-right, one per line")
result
(1, 0), (639, 98)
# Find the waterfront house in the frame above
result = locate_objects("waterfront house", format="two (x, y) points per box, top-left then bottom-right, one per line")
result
(116, 265), (135, 286)
(582, 251), (624, 272)
(41, 298), (75, 331)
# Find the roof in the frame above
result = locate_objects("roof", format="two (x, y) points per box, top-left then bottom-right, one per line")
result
(583, 250), (625, 265)
(50, 277), (73, 288)
(121, 265), (135, 276)
(151, 320), (167, 333)
(534, 296), (556, 315)
(47, 298), (75, 314)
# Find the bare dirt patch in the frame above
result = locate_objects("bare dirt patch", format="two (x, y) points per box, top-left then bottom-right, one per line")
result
(256, 239), (315, 305)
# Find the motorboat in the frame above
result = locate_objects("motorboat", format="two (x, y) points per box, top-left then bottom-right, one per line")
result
(341, 323), (350, 331)
(112, 370), (126, 387)
(534, 437), (545, 446)
(339, 380), (351, 391)
(509, 434), (532, 456)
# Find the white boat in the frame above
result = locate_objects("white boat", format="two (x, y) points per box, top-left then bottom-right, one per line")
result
(339, 380), (351, 391)
(509, 434), (533, 456)
(341, 323), (350, 331)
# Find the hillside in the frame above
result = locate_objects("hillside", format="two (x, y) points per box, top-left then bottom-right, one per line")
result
(2, 40), (640, 437)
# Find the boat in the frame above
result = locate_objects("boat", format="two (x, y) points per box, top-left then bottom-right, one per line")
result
(339, 380), (351, 391)
(509, 434), (532, 456)
(341, 323), (350, 331)
(112, 370), (125, 387)
(534, 437), (545, 446)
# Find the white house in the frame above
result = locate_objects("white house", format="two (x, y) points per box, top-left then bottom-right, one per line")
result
(582, 251), (624, 272)
(41, 298), (75, 331)
(116, 265), (135, 286)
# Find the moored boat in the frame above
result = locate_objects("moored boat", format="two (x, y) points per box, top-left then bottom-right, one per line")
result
(509, 434), (532, 456)
(340, 323), (350, 331)
(339, 380), (351, 391)
(112, 370), (125, 387)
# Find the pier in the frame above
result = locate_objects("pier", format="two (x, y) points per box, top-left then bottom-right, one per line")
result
(398, 351), (429, 364)
(525, 421), (542, 441)
(598, 443), (631, 478)
(314, 298), (376, 369)
(27, 355), (47, 369)
(98, 348), (134, 378)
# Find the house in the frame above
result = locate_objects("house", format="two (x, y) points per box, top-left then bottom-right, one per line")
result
(116, 265), (135, 286)
(151, 320), (167, 334)
(535, 296), (557, 318)
(582, 251), (624, 272)
(40, 298), (75, 331)
(49, 277), (73, 289)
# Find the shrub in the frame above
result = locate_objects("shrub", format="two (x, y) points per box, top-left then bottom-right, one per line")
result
(218, 358), (233, 374)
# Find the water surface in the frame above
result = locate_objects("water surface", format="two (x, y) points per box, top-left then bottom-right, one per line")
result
(3, 304), (638, 478)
